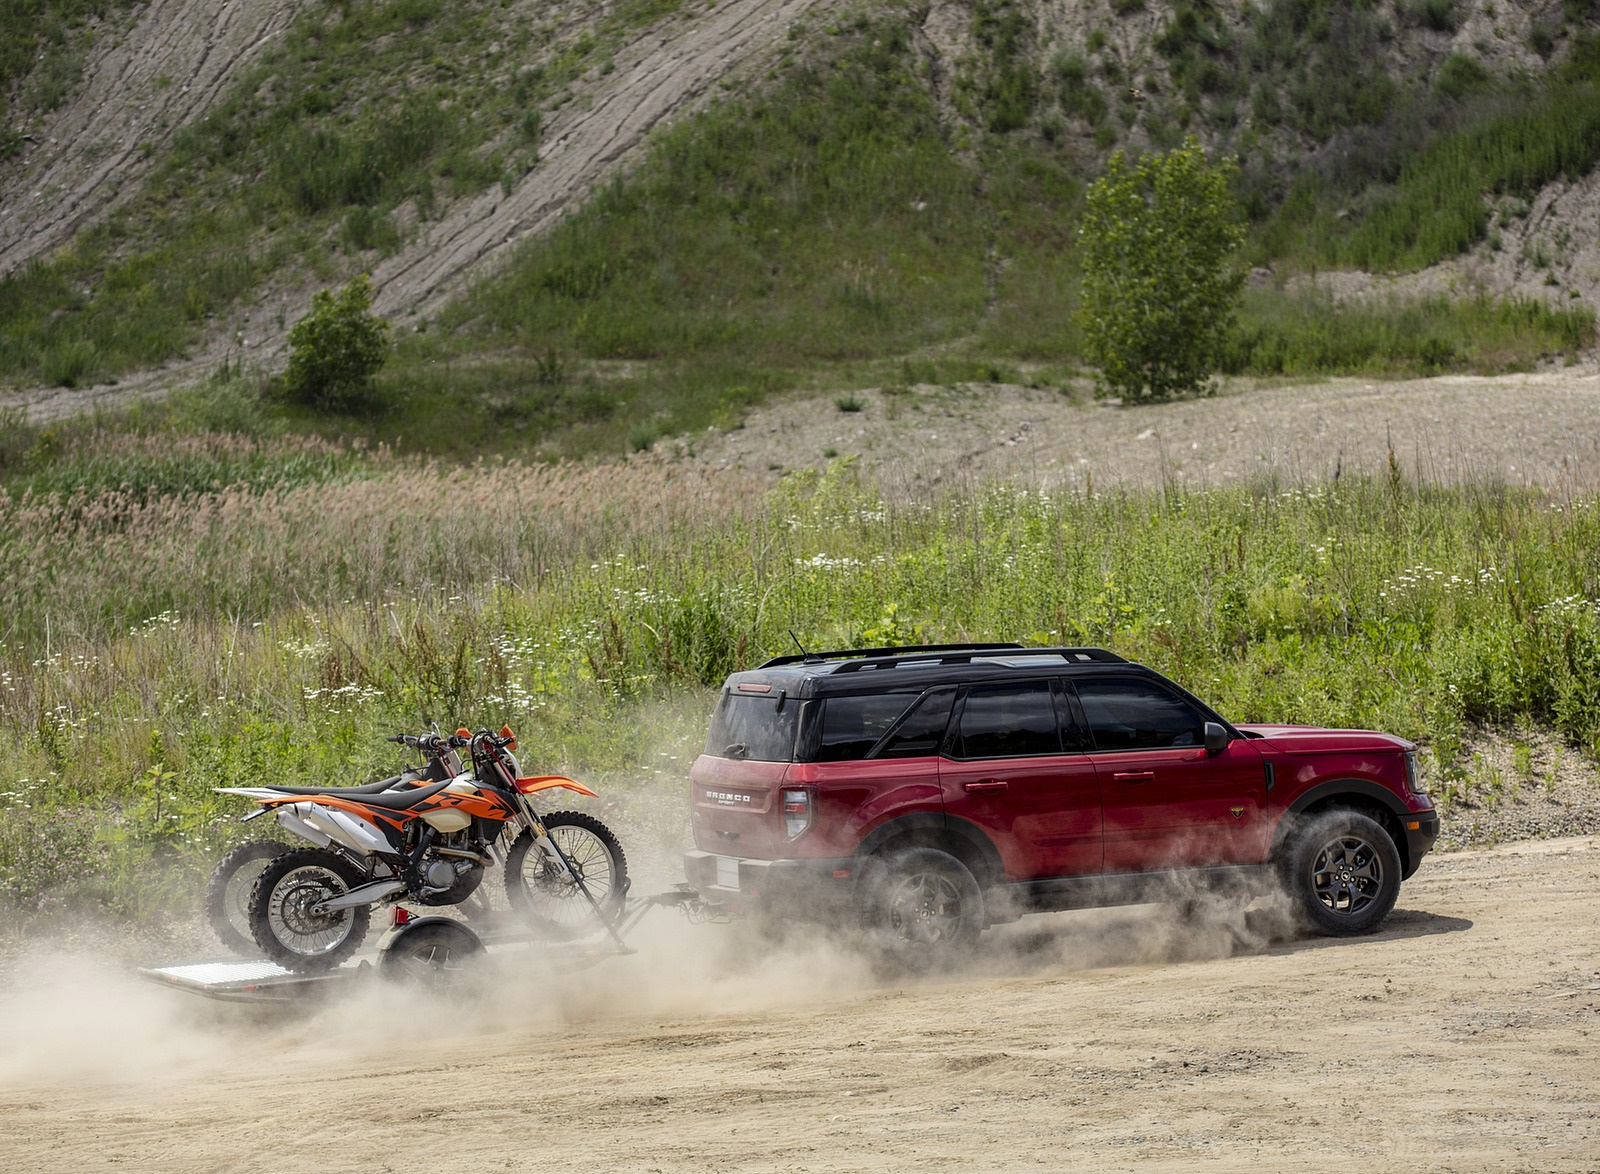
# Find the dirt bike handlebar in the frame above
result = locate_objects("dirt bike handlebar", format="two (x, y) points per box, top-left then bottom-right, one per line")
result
(386, 732), (469, 754)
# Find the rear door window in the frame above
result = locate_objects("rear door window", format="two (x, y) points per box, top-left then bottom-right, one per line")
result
(950, 680), (1063, 759)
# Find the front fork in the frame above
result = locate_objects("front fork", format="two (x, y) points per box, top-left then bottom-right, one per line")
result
(513, 796), (630, 950)
(514, 800), (577, 883)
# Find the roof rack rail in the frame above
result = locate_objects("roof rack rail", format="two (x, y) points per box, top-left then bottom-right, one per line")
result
(757, 645), (1128, 672)
(759, 643), (1024, 669)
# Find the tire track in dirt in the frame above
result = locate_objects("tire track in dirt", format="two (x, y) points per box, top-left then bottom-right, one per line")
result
(371, 0), (831, 325)
(0, 0), (310, 276)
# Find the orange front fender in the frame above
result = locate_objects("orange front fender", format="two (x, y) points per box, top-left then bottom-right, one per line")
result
(515, 775), (599, 798)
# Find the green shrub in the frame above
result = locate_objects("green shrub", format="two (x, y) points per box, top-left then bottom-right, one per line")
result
(1076, 137), (1244, 402)
(283, 275), (392, 410)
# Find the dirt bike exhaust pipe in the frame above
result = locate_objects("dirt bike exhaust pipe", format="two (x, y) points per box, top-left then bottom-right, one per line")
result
(280, 803), (391, 856)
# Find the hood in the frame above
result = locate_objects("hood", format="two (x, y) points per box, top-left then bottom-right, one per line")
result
(1236, 724), (1415, 756)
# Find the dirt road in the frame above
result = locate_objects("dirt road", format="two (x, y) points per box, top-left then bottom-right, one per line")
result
(1, 836), (1596, 1172)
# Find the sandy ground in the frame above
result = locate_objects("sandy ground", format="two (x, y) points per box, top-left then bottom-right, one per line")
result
(0, 835), (1596, 1172)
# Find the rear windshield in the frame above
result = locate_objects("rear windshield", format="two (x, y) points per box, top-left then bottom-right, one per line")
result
(705, 692), (799, 762)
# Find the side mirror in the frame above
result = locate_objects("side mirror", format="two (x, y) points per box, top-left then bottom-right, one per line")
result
(1204, 721), (1230, 755)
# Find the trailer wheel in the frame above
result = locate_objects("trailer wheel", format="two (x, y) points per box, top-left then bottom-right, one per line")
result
(380, 919), (485, 990)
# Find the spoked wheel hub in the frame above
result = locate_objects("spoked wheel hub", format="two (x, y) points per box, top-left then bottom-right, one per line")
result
(886, 870), (966, 945)
(1309, 834), (1384, 916)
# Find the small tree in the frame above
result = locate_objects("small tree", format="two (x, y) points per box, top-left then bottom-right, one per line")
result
(284, 274), (391, 409)
(1076, 136), (1244, 403)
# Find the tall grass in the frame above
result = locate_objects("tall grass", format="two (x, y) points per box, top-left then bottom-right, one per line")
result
(5, 451), (1600, 918)
(1227, 289), (1596, 377)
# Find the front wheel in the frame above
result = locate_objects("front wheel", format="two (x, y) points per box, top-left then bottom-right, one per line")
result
(248, 848), (372, 971)
(858, 847), (985, 968)
(205, 839), (290, 955)
(1282, 810), (1402, 936)
(504, 812), (628, 937)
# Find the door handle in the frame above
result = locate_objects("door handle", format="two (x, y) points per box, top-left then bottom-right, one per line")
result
(1112, 771), (1156, 782)
(963, 780), (1009, 793)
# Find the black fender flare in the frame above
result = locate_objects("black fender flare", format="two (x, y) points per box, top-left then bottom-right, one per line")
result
(1270, 778), (1410, 859)
(854, 812), (1006, 888)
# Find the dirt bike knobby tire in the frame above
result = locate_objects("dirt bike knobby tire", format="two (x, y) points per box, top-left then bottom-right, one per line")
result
(248, 847), (372, 972)
(204, 839), (291, 956)
(503, 811), (629, 938)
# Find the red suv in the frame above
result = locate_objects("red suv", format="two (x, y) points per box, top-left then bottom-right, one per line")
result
(684, 644), (1439, 955)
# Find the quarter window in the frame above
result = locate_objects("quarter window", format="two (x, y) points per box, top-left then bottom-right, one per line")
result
(1073, 678), (1207, 750)
(816, 693), (922, 762)
(875, 688), (956, 759)
(953, 681), (1062, 759)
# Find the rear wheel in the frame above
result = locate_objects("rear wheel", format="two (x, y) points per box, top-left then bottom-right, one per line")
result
(248, 848), (372, 971)
(859, 847), (984, 968)
(1282, 810), (1401, 936)
(379, 919), (485, 990)
(504, 812), (628, 937)
(204, 840), (289, 955)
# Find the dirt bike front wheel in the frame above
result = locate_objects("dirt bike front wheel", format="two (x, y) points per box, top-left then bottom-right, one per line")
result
(504, 811), (628, 938)
(205, 839), (290, 955)
(248, 847), (372, 972)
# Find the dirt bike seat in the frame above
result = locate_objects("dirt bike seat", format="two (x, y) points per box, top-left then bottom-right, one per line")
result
(255, 771), (424, 797)
(348, 777), (455, 810)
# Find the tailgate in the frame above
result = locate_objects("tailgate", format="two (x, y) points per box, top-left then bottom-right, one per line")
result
(690, 754), (793, 857)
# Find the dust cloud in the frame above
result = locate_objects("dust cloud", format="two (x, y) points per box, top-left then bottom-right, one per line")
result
(0, 880), (1298, 1092)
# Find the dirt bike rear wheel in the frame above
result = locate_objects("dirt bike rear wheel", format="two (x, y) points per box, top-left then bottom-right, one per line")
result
(248, 848), (371, 972)
(504, 811), (628, 938)
(204, 839), (290, 955)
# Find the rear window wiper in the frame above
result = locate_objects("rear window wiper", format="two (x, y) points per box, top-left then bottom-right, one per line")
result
(723, 743), (749, 759)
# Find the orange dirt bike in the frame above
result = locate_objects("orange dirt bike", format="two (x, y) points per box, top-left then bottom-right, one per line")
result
(215, 727), (628, 972)
(204, 731), (464, 954)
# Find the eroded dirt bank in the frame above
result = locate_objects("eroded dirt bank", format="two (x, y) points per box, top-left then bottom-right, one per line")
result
(1, 836), (1596, 1172)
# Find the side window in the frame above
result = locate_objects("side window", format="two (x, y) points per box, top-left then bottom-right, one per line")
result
(816, 693), (922, 763)
(1073, 678), (1207, 751)
(952, 681), (1062, 759)
(874, 687), (956, 759)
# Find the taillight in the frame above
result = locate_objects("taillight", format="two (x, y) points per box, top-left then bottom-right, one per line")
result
(782, 789), (811, 838)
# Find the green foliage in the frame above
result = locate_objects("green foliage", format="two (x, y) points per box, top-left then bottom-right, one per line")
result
(1260, 33), (1600, 272)
(1225, 289), (1596, 377)
(1242, 0), (1399, 142)
(1337, 83), (1600, 270)
(10, 455), (1600, 919)
(1076, 137), (1244, 402)
(0, 0), (141, 129)
(283, 276), (392, 410)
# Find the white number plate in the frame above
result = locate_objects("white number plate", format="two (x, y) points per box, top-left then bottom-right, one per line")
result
(714, 855), (741, 890)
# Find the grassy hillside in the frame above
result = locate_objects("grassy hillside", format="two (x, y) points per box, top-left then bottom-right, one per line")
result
(1, 0), (1597, 456)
